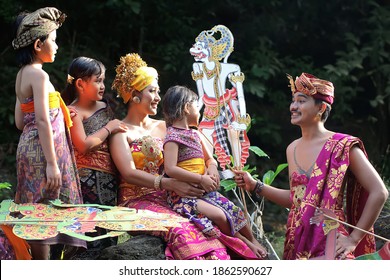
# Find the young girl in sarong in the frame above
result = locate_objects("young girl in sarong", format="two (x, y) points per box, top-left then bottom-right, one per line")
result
(63, 56), (127, 206)
(162, 85), (267, 259)
(62, 57), (128, 253)
(12, 7), (84, 259)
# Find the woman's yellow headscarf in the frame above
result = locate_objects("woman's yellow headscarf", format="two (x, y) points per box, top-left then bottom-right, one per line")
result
(112, 53), (158, 104)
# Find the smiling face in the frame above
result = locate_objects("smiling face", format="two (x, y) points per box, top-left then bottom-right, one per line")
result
(290, 92), (321, 126)
(138, 79), (161, 116)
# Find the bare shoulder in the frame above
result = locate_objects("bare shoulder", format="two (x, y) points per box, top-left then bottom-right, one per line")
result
(286, 139), (298, 153)
(153, 119), (167, 130)
(16, 66), (50, 99)
(154, 118), (165, 125)
(152, 119), (167, 138)
(29, 67), (51, 90)
(28, 66), (49, 80)
(348, 145), (374, 173)
(349, 145), (366, 161)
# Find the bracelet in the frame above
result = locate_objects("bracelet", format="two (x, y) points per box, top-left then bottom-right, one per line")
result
(154, 175), (163, 190)
(199, 175), (204, 185)
(254, 180), (265, 198)
(103, 126), (111, 136)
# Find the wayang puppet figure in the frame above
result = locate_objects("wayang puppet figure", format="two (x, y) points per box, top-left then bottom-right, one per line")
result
(190, 25), (251, 177)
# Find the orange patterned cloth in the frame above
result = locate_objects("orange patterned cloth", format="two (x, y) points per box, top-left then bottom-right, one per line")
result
(20, 91), (73, 128)
(0, 225), (31, 260)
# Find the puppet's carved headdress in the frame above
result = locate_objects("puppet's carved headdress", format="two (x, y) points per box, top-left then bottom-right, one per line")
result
(195, 25), (234, 62)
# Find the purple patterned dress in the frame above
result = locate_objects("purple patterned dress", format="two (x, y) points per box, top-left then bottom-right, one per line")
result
(283, 133), (375, 259)
(164, 126), (247, 237)
(15, 92), (85, 248)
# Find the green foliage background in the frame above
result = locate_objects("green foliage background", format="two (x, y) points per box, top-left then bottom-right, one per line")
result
(0, 0), (389, 207)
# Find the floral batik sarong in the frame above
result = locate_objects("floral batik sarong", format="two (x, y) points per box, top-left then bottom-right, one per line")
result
(117, 135), (257, 259)
(284, 133), (376, 259)
(15, 92), (85, 249)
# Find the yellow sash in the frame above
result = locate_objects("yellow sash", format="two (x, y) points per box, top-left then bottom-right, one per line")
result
(177, 158), (205, 175)
(20, 91), (72, 128)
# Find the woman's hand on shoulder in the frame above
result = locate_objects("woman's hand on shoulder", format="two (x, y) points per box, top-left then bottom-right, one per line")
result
(105, 119), (128, 134)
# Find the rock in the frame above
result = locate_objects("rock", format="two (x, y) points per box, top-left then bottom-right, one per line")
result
(98, 235), (166, 260)
(71, 235), (166, 260)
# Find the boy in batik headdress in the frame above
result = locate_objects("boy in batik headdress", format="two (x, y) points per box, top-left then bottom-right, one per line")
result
(234, 73), (388, 259)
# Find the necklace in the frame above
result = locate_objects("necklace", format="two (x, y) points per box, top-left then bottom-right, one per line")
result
(293, 145), (315, 178)
(202, 61), (220, 80)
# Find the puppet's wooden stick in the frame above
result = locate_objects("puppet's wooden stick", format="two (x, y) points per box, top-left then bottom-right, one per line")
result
(311, 208), (390, 243)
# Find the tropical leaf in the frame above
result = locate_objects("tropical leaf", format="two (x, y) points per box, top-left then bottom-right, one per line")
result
(249, 146), (269, 158)
(0, 182), (11, 190)
(220, 179), (236, 192)
(262, 163), (288, 185)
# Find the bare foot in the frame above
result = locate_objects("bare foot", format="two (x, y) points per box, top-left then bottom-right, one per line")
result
(234, 231), (268, 259)
(246, 240), (268, 259)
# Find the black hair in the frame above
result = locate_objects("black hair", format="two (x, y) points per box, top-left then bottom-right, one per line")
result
(13, 12), (48, 66)
(62, 56), (106, 105)
(314, 99), (331, 122)
(162, 85), (198, 127)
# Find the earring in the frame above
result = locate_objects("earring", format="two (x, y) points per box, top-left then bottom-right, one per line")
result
(133, 96), (140, 104)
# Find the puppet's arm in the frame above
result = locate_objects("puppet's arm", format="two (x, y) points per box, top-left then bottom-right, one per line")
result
(192, 63), (205, 110)
(229, 68), (250, 130)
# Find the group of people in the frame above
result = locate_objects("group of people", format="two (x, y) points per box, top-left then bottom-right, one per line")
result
(0, 6), (388, 260)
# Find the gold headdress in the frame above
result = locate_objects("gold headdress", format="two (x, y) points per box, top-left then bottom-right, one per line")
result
(286, 74), (296, 93)
(12, 7), (66, 50)
(287, 73), (334, 105)
(112, 53), (158, 104)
